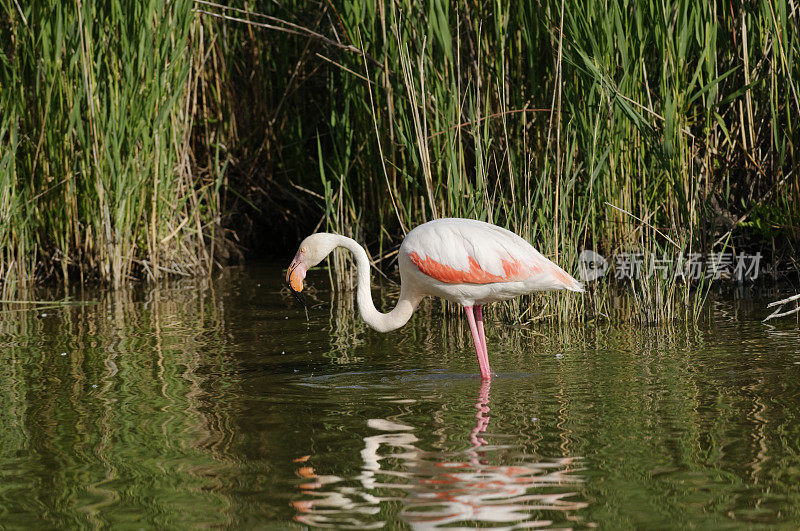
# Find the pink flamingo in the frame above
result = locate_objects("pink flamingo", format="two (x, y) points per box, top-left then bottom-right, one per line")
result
(286, 218), (582, 379)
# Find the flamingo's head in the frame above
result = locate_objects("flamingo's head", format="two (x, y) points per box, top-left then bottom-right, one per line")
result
(286, 233), (338, 303)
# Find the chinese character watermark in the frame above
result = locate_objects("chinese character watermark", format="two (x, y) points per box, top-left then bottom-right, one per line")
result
(578, 251), (763, 282)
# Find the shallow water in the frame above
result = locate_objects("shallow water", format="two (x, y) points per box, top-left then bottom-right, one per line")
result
(1, 265), (799, 528)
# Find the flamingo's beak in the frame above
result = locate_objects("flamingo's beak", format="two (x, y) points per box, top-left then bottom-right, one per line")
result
(286, 253), (308, 306)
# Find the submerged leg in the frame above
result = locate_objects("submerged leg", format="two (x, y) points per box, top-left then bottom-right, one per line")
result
(464, 305), (492, 380)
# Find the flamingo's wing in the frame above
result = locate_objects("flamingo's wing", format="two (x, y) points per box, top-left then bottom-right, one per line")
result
(402, 218), (580, 289)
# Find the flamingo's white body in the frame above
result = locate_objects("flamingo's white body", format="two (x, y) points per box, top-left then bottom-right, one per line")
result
(287, 218), (583, 379)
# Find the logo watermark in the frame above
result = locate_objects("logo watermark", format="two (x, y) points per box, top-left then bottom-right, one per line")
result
(578, 250), (608, 281)
(578, 251), (763, 282)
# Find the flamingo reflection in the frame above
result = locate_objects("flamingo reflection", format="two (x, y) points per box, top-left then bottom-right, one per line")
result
(470, 379), (491, 450)
(291, 380), (587, 528)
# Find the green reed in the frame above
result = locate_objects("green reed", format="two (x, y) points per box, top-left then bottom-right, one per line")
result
(249, 0), (798, 323)
(2, 0), (798, 322)
(0, 0), (227, 290)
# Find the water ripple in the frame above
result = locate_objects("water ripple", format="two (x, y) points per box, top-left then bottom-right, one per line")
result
(290, 380), (588, 529)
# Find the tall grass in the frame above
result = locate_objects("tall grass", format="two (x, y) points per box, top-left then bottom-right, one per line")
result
(197, 0), (798, 322)
(0, 0), (227, 290)
(2, 1), (798, 322)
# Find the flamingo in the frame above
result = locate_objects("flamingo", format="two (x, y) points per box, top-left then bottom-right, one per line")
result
(286, 218), (583, 379)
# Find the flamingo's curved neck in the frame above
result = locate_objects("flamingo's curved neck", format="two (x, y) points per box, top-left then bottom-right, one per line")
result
(335, 235), (420, 333)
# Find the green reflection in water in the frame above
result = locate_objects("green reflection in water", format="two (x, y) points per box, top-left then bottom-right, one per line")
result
(0, 265), (798, 528)
(0, 283), (234, 528)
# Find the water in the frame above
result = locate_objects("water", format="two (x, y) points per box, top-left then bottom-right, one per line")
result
(1, 265), (799, 528)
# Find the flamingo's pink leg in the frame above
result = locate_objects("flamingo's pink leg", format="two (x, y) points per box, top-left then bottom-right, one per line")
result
(475, 305), (488, 360)
(475, 305), (491, 376)
(464, 306), (492, 380)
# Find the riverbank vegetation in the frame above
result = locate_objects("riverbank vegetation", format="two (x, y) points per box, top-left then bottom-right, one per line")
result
(2, 0), (798, 321)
